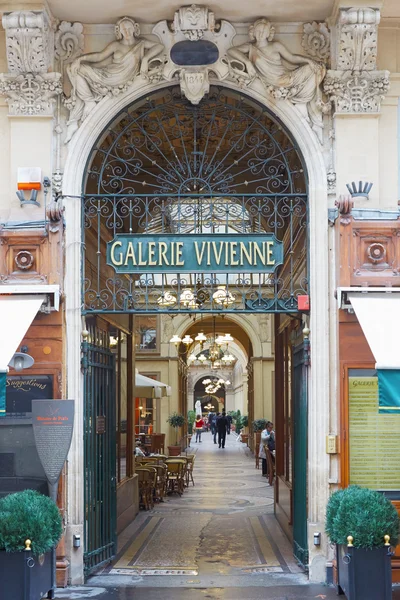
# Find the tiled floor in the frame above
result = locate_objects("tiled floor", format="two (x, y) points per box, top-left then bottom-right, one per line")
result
(109, 431), (299, 578)
(57, 432), (340, 598)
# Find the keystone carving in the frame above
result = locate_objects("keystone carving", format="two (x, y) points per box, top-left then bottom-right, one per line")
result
(2, 10), (54, 73)
(172, 4), (216, 40)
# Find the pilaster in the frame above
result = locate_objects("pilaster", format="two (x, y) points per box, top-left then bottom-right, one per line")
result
(324, 5), (389, 207)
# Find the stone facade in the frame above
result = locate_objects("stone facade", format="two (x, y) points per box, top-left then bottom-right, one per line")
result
(0, 0), (399, 588)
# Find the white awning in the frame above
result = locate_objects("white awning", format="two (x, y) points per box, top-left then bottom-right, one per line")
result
(0, 295), (45, 371)
(348, 292), (400, 369)
(134, 371), (171, 399)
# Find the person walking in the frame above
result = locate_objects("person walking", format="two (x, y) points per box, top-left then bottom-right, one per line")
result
(217, 410), (228, 448)
(195, 414), (204, 443)
(226, 413), (233, 435)
(213, 412), (220, 444)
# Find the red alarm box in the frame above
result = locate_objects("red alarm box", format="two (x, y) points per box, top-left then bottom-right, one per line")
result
(298, 295), (310, 311)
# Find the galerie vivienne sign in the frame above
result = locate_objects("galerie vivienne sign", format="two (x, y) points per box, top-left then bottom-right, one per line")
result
(107, 234), (283, 274)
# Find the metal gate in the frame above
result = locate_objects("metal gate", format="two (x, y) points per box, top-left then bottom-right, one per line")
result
(82, 324), (116, 575)
(292, 341), (308, 567)
(81, 85), (308, 316)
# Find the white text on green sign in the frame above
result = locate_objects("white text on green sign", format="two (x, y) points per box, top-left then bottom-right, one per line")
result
(107, 234), (283, 274)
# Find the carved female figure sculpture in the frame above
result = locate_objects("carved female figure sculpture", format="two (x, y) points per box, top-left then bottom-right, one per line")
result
(227, 19), (326, 132)
(65, 17), (164, 142)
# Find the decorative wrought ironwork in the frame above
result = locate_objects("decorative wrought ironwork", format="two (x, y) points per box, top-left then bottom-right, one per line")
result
(82, 85), (308, 314)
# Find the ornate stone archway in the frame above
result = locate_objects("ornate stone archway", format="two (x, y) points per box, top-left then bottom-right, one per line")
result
(63, 10), (330, 582)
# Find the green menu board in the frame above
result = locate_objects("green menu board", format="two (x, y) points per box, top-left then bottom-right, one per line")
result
(349, 369), (400, 490)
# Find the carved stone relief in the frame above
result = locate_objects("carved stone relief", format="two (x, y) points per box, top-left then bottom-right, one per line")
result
(227, 18), (327, 136)
(2, 10), (54, 73)
(0, 9), (62, 116)
(337, 7), (380, 72)
(324, 70), (389, 114)
(64, 16), (165, 142)
(302, 21), (330, 62)
(55, 21), (84, 63)
(0, 72), (62, 116)
(57, 6), (329, 142)
(325, 7), (388, 114)
(172, 4), (215, 40)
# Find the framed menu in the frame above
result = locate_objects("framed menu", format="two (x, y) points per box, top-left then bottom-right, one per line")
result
(349, 368), (400, 491)
(5, 375), (54, 416)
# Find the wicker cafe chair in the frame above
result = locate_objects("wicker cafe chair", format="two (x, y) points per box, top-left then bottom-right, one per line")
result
(264, 445), (276, 487)
(185, 454), (195, 487)
(144, 463), (167, 502)
(136, 468), (155, 510)
(165, 459), (185, 496)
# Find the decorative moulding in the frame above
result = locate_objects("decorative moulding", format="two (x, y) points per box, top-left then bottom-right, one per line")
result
(55, 21), (84, 63)
(324, 69), (390, 114)
(337, 7), (380, 72)
(302, 21), (330, 62)
(60, 5), (328, 143)
(0, 72), (62, 116)
(172, 4), (216, 40)
(2, 10), (54, 73)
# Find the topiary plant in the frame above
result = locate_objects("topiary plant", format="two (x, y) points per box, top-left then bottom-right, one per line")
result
(326, 485), (399, 549)
(252, 419), (267, 432)
(0, 490), (62, 555)
(167, 412), (186, 444)
(187, 410), (196, 435)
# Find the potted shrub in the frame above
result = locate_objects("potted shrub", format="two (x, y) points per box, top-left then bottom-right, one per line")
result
(326, 485), (399, 599)
(252, 419), (267, 455)
(167, 412), (185, 456)
(241, 415), (249, 444)
(187, 410), (196, 447)
(0, 489), (62, 600)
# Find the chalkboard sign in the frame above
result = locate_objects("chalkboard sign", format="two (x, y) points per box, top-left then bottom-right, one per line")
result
(6, 375), (54, 416)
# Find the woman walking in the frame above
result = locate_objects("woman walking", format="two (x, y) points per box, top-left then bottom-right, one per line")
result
(195, 414), (204, 443)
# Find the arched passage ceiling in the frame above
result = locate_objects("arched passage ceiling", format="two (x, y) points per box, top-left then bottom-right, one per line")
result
(183, 316), (253, 358)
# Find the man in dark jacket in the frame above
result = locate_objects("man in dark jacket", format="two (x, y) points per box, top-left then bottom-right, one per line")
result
(226, 413), (232, 434)
(216, 411), (228, 448)
(213, 412), (220, 444)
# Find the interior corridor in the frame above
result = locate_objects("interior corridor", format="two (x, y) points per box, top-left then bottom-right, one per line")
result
(87, 431), (306, 591)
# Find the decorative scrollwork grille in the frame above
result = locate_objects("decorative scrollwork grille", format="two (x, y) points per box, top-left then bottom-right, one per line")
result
(82, 85), (308, 314)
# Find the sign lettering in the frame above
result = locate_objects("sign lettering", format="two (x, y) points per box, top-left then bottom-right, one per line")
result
(107, 234), (283, 274)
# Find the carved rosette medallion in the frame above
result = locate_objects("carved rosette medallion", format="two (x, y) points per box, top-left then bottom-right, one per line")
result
(15, 250), (34, 271)
(367, 243), (386, 265)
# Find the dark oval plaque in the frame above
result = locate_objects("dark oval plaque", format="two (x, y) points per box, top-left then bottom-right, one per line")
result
(171, 40), (219, 66)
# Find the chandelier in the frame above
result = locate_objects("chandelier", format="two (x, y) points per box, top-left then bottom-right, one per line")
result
(170, 316), (235, 368)
(158, 285), (235, 310)
(203, 377), (230, 394)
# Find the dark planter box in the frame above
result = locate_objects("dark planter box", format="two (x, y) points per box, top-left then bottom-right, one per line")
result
(336, 544), (392, 599)
(0, 548), (55, 599)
